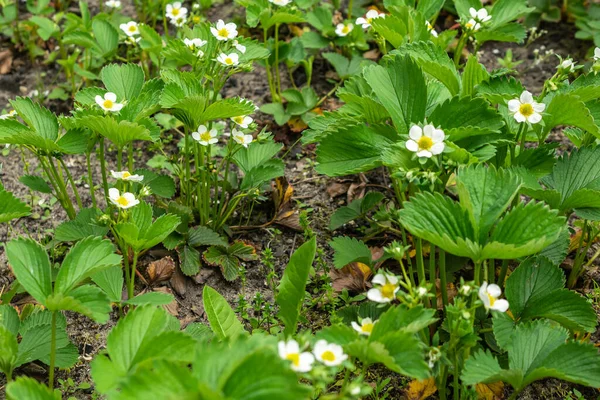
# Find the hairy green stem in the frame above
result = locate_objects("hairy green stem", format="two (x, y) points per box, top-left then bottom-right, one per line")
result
(439, 249), (448, 306)
(86, 151), (97, 208)
(98, 138), (109, 201)
(60, 158), (83, 210)
(48, 311), (57, 389)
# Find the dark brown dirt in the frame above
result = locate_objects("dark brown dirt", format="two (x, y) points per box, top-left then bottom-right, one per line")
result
(0, 4), (598, 400)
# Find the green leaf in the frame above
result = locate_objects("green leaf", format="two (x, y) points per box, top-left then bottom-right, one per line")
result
(178, 245), (201, 276)
(260, 9), (305, 30)
(392, 41), (461, 96)
(0, 326), (18, 377)
(376, 331), (430, 379)
(5, 238), (52, 305)
(30, 16), (59, 40)
(55, 208), (109, 242)
(482, 201), (566, 260)
(276, 237), (316, 336)
(329, 236), (373, 269)
(124, 292), (174, 306)
(92, 266), (124, 303)
(203, 242), (257, 281)
(461, 56), (490, 96)
(316, 124), (397, 176)
(45, 285), (112, 323)
(10, 97), (58, 141)
(54, 236), (121, 294)
(322, 53), (363, 79)
(0, 187), (30, 223)
(329, 191), (384, 230)
(0, 304), (20, 337)
(76, 115), (152, 148)
(100, 63), (145, 101)
(188, 226), (227, 247)
(456, 164), (521, 243)
(363, 55), (427, 132)
(92, 19), (118, 57)
(543, 94), (600, 138)
(233, 141), (283, 173)
(6, 377), (60, 400)
(202, 286), (246, 341)
(370, 305), (437, 340)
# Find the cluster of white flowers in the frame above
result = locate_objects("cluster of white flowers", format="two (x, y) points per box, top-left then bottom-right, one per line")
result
(355, 9), (385, 29)
(210, 20), (245, 67)
(278, 339), (348, 372)
(464, 7), (491, 31)
(191, 110), (255, 148)
(166, 2), (188, 27)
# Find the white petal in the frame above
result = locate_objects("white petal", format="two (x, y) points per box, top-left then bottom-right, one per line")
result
(520, 91), (533, 104)
(469, 7), (477, 17)
(123, 192), (137, 203)
(478, 283), (490, 309)
(110, 170), (121, 179)
(356, 17), (367, 25)
(431, 128), (445, 142)
(367, 288), (387, 303)
(507, 99), (520, 112)
(422, 124), (435, 137)
(366, 10), (379, 19)
(108, 187), (120, 200)
(486, 284), (502, 298)
(492, 299), (509, 312)
(191, 132), (201, 141)
(105, 92), (117, 102)
(216, 19), (224, 29)
(533, 102), (546, 112)
(406, 140), (419, 152)
(286, 340), (299, 354)
(513, 113), (526, 123)
(409, 125), (423, 140)
(371, 273), (386, 285)
(278, 341), (287, 358)
(527, 112), (542, 124)
(112, 103), (124, 111)
(416, 150), (432, 158)
(386, 274), (398, 285)
(430, 142), (445, 155)
(351, 321), (362, 333)
(95, 95), (104, 107)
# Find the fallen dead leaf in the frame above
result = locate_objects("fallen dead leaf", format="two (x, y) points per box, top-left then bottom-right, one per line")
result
(330, 262), (372, 292)
(327, 181), (351, 198)
(475, 382), (505, 400)
(147, 256), (175, 284)
(287, 116), (308, 132)
(170, 266), (187, 297)
(0, 49), (13, 75)
(406, 377), (437, 400)
(273, 177), (302, 231)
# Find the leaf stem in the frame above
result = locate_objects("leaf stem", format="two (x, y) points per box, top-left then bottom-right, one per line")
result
(439, 249), (448, 306)
(48, 311), (57, 390)
(498, 259), (509, 288)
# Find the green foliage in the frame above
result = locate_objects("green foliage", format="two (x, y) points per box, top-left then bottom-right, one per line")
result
(329, 192), (385, 230)
(203, 242), (258, 281)
(275, 237), (317, 336)
(0, 185), (30, 223)
(203, 286), (246, 341)
(399, 165), (566, 262)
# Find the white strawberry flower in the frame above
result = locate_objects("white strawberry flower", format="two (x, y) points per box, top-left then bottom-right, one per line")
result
(406, 124), (445, 158)
(269, 0), (292, 5)
(367, 273), (399, 303)
(111, 170), (144, 182)
(170, 16), (187, 27)
(278, 340), (314, 372)
(478, 282), (509, 312)
(231, 115), (253, 128)
(594, 47), (600, 61)
(426, 21), (438, 37)
(232, 129), (253, 147)
(351, 318), (376, 336)
(183, 38), (207, 49)
(120, 21), (139, 37)
(233, 40), (246, 54)
(95, 92), (124, 112)
(558, 58), (575, 73)
(0, 110), (16, 120)
(105, 0), (121, 8)
(469, 7), (491, 23)
(217, 52), (239, 66)
(508, 90), (545, 124)
(211, 19), (238, 41)
(313, 340), (348, 367)
(355, 9), (384, 29)
(335, 23), (354, 37)
(192, 125), (218, 146)
(108, 188), (140, 209)
(166, 2), (188, 20)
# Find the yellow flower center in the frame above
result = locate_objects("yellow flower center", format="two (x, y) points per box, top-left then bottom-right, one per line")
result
(361, 323), (374, 333)
(367, 17), (373, 23)
(122, 171), (131, 178)
(381, 283), (397, 299)
(172, 8), (180, 16)
(200, 132), (212, 141)
(342, 26), (350, 33)
(286, 352), (300, 366)
(225, 57), (233, 65)
(103, 99), (114, 109)
(218, 28), (229, 38)
(128, 25), (137, 32)
(233, 116), (244, 124)
(519, 103), (534, 117)
(321, 351), (336, 362)
(193, 16), (200, 23)
(117, 196), (129, 206)
(487, 293), (496, 307)
(417, 136), (433, 150)
(466, 22), (473, 28)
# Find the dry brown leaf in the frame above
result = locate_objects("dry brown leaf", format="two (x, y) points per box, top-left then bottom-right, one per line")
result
(0, 49), (13, 75)
(406, 377), (437, 400)
(147, 256), (175, 284)
(327, 181), (351, 198)
(170, 266), (187, 297)
(154, 287), (179, 317)
(330, 262), (372, 292)
(475, 382), (505, 400)
(363, 48), (380, 60)
(273, 177), (302, 231)
(287, 116), (308, 132)
(347, 182), (366, 203)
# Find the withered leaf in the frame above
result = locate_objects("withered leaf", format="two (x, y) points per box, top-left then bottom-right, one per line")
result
(406, 377), (437, 400)
(475, 382), (505, 400)
(147, 256), (175, 284)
